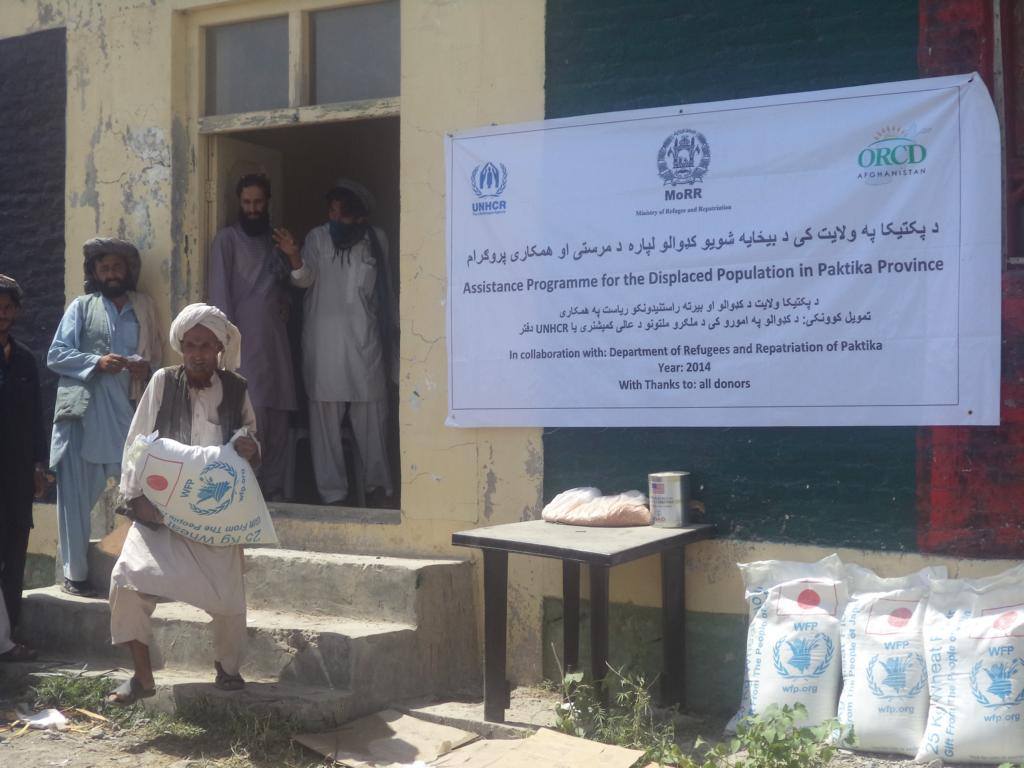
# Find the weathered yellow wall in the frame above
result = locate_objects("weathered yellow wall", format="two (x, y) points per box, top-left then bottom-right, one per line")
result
(397, 0), (548, 682)
(2, 0), (177, 346)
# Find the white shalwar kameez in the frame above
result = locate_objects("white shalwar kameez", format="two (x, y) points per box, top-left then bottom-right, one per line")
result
(108, 368), (258, 675)
(291, 223), (393, 503)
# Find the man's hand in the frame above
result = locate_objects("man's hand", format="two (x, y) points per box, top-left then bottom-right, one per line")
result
(126, 358), (150, 382)
(97, 354), (130, 374)
(272, 228), (301, 268)
(234, 435), (260, 466)
(33, 464), (50, 499)
(129, 496), (164, 527)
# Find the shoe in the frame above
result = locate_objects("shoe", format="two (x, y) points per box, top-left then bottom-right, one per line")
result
(0, 643), (37, 662)
(61, 578), (98, 598)
(214, 660), (245, 691)
(106, 676), (156, 706)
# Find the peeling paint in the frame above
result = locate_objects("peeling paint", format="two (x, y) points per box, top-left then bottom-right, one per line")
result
(482, 445), (497, 519)
(73, 122), (102, 232)
(37, 2), (57, 27)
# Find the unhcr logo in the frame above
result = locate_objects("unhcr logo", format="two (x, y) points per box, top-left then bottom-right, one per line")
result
(857, 125), (928, 185)
(471, 161), (508, 215)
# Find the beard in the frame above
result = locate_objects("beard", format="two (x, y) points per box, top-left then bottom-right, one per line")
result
(99, 279), (128, 299)
(239, 208), (271, 237)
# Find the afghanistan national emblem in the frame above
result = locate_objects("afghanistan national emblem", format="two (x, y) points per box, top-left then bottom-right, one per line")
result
(658, 129), (711, 186)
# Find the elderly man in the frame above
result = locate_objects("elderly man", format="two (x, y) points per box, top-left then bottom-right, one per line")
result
(280, 179), (398, 506)
(0, 275), (45, 661)
(208, 173), (297, 500)
(106, 303), (259, 704)
(47, 239), (161, 597)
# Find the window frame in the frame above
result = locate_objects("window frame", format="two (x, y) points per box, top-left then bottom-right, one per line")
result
(183, 0), (400, 135)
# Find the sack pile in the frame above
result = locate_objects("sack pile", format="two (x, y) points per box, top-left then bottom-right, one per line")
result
(731, 556), (1024, 764)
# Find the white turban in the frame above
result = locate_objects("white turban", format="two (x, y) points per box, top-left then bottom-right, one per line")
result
(169, 303), (242, 372)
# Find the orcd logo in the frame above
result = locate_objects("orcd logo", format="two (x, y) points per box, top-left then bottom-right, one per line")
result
(857, 125), (928, 185)
(658, 129), (709, 202)
(471, 161), (508, 215)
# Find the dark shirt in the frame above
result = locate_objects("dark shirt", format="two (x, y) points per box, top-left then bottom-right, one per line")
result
(0, 336), (46, 527)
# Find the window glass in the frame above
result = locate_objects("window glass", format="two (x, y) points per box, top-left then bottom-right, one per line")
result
(205, 17), (289, 116)
(311, 1), (400, 105)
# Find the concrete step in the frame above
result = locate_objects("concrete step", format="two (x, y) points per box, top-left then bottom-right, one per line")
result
(19, 586), (432, 699)
(0, 660), (368, 730)
(267, 502), (402, 554)
(86, 541), (473, 625)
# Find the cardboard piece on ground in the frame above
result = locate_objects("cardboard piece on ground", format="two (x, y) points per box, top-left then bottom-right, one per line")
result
(429, 728), (645, 768)
(96, 518), (131, 557)
(294, 709), (478, 767)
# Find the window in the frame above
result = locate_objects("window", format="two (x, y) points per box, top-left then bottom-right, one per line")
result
(311, 1), (400, 105)
(205, 16), (289, 116)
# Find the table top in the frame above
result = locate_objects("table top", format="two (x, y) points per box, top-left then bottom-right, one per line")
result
(452, 519), (715, 567)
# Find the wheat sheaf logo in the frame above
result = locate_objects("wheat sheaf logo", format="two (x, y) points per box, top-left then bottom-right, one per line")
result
(772, 632), (835, 679)
(970, 658), (1024, 708)
(188, 461), (238, 517)
(867, 653), (927, 699)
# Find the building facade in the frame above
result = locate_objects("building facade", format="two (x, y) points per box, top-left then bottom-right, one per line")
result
(2, 0), (1019, 710)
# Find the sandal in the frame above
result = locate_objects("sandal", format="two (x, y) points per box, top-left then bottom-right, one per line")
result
(214, 661), (245, 691)
(61, 579), (98, 598)
(0, 643), (37, 662)
(106, 676), (156, 706)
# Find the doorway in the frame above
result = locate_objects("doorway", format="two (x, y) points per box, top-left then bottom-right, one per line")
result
(205, 116), (401, 509)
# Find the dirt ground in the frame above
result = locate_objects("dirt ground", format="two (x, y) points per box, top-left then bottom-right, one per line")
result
(0, 685), (968, 768)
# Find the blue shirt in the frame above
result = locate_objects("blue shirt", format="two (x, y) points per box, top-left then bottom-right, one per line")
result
(48, 295), (140, 466)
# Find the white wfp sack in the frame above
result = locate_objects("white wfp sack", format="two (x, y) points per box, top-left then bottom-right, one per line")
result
(837, 564), (946, 755)
(729, 554), (847, 731)
(916, 564), (1024, 764)
(123, 432), (278, 547)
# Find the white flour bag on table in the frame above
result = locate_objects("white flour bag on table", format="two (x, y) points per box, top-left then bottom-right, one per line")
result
(729, 554), (847, 730)
(837, 564), (946, 755)
(916, 564), (1024, 764)
(122, 431), (278, 547)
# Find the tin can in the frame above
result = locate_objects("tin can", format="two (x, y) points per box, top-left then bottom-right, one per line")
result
(648, 471), (691, 528)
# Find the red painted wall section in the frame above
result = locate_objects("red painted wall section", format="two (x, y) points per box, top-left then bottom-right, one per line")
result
(918, 0), (993, 84)
(915, 1), (1024, 557)
(918, 273), (1024, 557)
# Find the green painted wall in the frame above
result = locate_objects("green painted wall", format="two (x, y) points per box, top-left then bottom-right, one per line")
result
(541, 0), (922, 703)
(543, 598), (747, 714)
(543, 0), (922, 551)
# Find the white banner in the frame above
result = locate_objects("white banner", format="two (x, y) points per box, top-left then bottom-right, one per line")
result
(445, 74), (1001, 427)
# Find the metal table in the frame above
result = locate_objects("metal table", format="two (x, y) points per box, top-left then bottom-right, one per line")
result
(452, 519), (715, 722)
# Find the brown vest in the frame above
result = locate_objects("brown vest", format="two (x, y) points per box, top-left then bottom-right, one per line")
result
(154, 365), (247, 445)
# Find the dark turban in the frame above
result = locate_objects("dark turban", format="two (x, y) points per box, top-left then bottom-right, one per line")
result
(83, 237), (141, 293)
(0, 273), (23, 305)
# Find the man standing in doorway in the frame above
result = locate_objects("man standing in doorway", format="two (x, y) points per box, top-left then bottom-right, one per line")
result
(47, 239), (161, 597)
(208, 174), (296, 501)
(0, 275), (45, 660)
(281, 179), (398, 506)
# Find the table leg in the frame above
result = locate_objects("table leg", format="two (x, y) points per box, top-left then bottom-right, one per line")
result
(483, 549), (509, 723)
(660, 546), (686, 707)
(562, 561), (580, 674)
(589, 563), (610, 705)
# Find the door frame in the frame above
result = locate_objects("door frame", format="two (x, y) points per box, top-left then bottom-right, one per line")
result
(171, 0), (400, 306)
